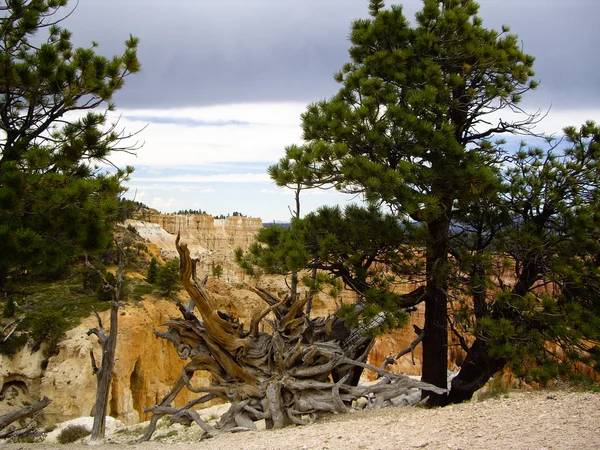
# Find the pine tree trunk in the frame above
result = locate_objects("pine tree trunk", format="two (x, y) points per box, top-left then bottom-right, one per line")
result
(446, 338), (506, 403)
(421, 212), (451, 405)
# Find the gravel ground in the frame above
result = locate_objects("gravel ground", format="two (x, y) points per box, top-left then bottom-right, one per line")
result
(1, 390), (599, 450)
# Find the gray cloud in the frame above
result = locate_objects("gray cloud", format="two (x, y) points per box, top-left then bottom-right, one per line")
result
(65, 0), (599, 112)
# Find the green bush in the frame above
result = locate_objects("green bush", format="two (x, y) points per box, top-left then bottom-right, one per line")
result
(29, 311), (69, 355)
(477, 372), (509, 402)
(156, 259), (181, 296)
(212, 264), (223, 279)
(57, 425), (91, 444)
(0, 333), (28, 356)
(133, 284), (154, 295)
(3, 296), (16, 317)
(146, 257), (159, 284)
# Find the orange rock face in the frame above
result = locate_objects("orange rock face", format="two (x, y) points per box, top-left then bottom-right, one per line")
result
(38, 300), (207, 425)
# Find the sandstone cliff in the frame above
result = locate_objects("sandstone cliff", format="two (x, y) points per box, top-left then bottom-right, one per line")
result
(126, 214), (262, 282)
(0, 284), (276, 427)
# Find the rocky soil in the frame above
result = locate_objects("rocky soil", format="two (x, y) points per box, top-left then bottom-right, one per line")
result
(2, 389), (599, 449)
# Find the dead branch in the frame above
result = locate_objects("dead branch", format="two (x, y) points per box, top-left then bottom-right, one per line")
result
(2, 317), (24, 342)
(139, 237), (446, 441)
(381, 325), (426, 370)
(0, 397), (51, 433)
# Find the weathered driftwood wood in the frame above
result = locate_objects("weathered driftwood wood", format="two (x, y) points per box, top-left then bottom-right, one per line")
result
(139, 236), (446, 441)
(0, 396), (51, 434)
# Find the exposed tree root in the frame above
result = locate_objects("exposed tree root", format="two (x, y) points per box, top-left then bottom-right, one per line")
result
(139, 236), (445, 441)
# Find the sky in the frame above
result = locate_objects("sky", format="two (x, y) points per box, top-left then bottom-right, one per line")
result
(63, 0), (600, 222)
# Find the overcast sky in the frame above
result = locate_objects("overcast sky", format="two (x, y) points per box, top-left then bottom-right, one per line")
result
(65, 0), (600, 221)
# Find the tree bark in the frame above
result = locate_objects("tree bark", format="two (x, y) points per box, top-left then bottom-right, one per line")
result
(421, 213), (451, 405)
(85, 241), (125, 442)
(446, 338), (506, 404)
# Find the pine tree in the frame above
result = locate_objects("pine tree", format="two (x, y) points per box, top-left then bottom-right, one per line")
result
(0, 0), (140, 286)
(146, 257), (159, 284)
(156, 258), (181, 296)
(445, 122), (600, 401)
(212, 264), (223, 279)
(270, 0), (539, 402)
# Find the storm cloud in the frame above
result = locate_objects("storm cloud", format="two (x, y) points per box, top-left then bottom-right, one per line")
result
(66, 0), (600, 113)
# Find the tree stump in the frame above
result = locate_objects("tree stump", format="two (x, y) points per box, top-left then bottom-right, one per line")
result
(139, 236), (445, 441)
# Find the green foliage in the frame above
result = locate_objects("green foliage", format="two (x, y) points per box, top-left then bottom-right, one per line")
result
(156, 258), (181, 296)
(3, 296), (16, 317)
(146, 257), (159, 284)
(0, 332), (28, 356)
(154, 430), (178, 440)
(451, 122), (600, 386)
(0, 274), (112, 356)
(212, 264), (223, 279)
(238, 204), (412, 327)
(28, 310), (69, 355)
(133, 283), (154, 295)
(266, 0), (599, 396)
(57, 425), (91, 444)
(0, 0), (140, 287)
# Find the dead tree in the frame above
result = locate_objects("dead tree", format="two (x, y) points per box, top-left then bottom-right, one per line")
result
(0, 396), (52, 438)
(139, 236), (445, 441)
(84, 242), (125, 442)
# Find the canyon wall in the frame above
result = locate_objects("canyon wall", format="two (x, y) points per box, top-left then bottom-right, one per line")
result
(126, 214), (262, 282)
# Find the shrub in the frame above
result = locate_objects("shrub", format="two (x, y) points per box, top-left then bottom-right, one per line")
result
(28, 311), (69, 355)
(156, 259), (181, 296)
(146, 257), (159, 284)
(0, 333), (28, 356)
(212, 264), (223, 279)
(133, 284), (154, 295)
(477, 372), (509, 402)
(3, 296), (16, 317)
(57, 425), (90, 444)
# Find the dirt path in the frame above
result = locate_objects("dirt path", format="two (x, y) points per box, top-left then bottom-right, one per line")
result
(2, 390), (599, 450)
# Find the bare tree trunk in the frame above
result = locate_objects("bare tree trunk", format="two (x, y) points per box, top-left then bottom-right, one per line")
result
(85, 242), (125, 442)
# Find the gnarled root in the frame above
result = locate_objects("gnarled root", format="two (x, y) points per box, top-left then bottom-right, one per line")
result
(139, 237), (445, 441)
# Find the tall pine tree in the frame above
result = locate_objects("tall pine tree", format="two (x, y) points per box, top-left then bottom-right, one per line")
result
(271, 0), (539, 403)
(0, 0), (140, 286)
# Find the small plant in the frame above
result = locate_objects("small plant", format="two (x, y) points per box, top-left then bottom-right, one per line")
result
(0, 333), (28, 356)
(156, 258), (181, 296)
(3, 296), (16, 317)
(477, 372), (509, 402)
(28, 311), (69, 356)
(206, 412), (220, 421)
(133, 284), (154, 295)
(146, 257), (159, 284)
(212, 264), (223, 279)
(12, 431), (42, 444)
(154, 430), (178, 441)
(57, 424), (91, 444)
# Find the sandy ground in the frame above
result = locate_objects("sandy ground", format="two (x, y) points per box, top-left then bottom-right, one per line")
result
(1, 390), (599, 450)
